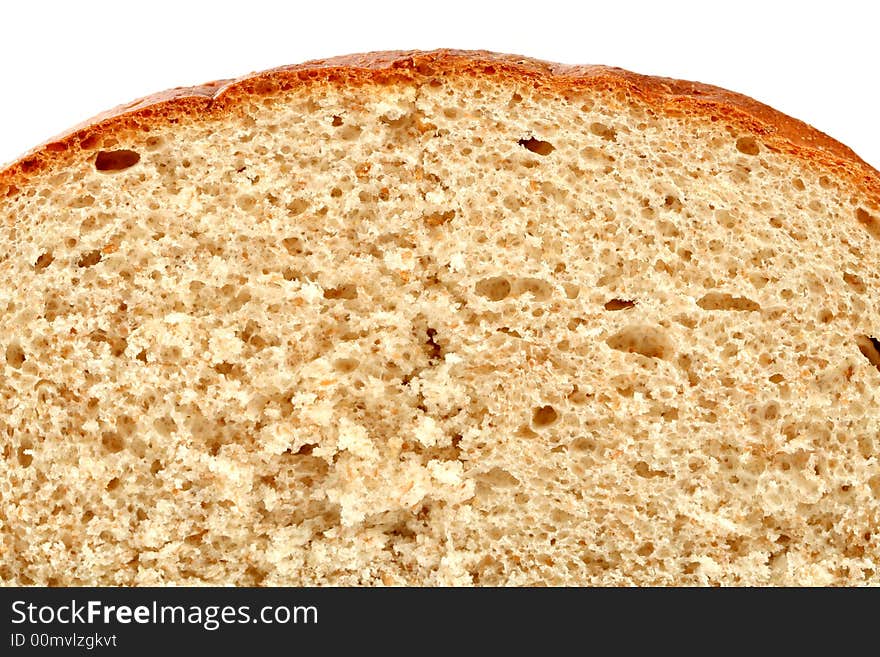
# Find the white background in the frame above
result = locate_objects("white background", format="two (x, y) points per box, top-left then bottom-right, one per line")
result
(1, 0), (878, 169)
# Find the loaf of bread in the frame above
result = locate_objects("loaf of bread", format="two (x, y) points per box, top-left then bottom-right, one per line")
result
(1, 50), (879, 586)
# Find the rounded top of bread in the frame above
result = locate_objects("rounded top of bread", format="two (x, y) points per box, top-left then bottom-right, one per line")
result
(2, 49), (878, 205)
(3, 50), (880, 586)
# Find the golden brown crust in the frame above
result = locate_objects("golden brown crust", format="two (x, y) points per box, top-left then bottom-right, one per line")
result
(2, 49), (878, 203)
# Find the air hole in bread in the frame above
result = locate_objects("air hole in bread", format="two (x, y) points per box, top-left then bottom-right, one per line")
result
(5, 343), (25, 369)
(856, 208), (880, 240)
(590, 122), (617, 141)
(475, 276), (511, 301)
(843, 272), (866, 294)
(697, 292), (761, 312)
(16, 437), (34, 467)
(153, 416), (176, 438)
(340, 124), (362, 141)
(159, 346), (181, 363)
(569, 437), (595, 453)
(89, 329), (128, 357)
(282, 237), (303, 255)
(513, 277), (554, 301)
(856, 335), (880, 370)
(129, 438), (147, 459)
(94, 150), (141, 172)
(101, 432), (125, 453)
(423, 210), (456, 228)
(253, 79), (277, 95)
(518, 138), (554, 156)
(219, 286), (251, 312)
(425, 328), (442, 362)
(286, 198), (309, 216)
(634, 461), (669, 478)
(604, 298), (635, 311)
(79, 134), (101, 150)
(213, 362), (240, 377)
(563, 283), (580, 299)
(323, 284), (358, 300)
(476, 467), (520, 488)
(331, 115), (343, 127)
(660, 406), (679, 421)
(567, 385), (590, 404)
(77, 250), (102, 268)
(637, 542), (655, 557)
(333, 358), (359, 373)
(503, 195), (525, 211)
(237, 195), (257, 211)
(607, 325), (672, 359)
(513, 424), (538, 441)
(763, 401), (780, 421)
(34, 252), (53, 270)
(106, 477), (121, 491)
(664, 195), (683, 212)
(532, 405), (559, 428)
(735, 137), (760, 155)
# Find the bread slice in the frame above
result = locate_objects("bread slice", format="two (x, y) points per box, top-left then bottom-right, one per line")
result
(1, 50), (879, 586)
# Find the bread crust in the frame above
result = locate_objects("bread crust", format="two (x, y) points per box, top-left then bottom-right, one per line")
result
(1, 49), (878, 204)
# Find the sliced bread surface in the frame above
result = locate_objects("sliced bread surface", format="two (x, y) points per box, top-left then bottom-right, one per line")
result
(1, 50), (880, 585)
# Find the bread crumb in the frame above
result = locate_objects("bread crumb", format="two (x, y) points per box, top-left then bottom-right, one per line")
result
(1, 53), (878, 586)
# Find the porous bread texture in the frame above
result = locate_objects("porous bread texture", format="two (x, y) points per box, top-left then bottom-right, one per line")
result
(1, 53), (880, 586)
